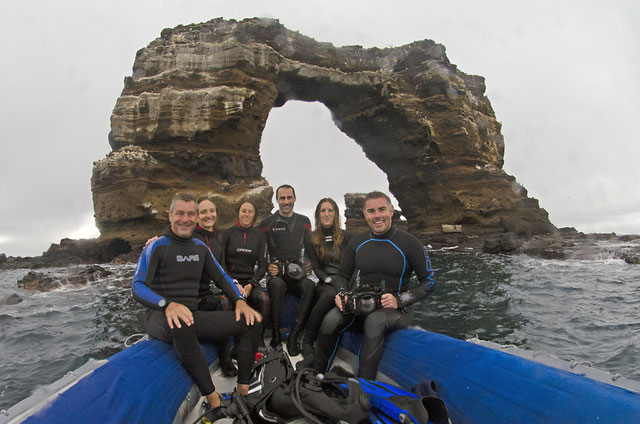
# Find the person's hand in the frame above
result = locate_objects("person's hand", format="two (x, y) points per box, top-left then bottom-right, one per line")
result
(268, 262), (279, 276)
(335, 293), (347, 311)
(144, 236), (159, 247)
(242, 284), (253, 297)
(380, 293), (398, 309)
(165, 302), (194, 329)
(302, 259), (313, 275)
(235, 299), (262, 325)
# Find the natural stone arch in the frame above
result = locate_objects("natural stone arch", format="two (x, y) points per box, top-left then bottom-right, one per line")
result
(92, 17), (554, 249)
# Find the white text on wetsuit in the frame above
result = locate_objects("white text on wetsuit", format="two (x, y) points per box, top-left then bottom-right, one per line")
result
(176, 254), (200, 262)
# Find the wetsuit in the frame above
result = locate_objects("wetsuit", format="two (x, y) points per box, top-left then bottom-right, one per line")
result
(192, 225), (225, 302)
(132, 226), (260, 396)
(299, 227), (353, 357)
(219, 224), (270, 317)
(313, 225), (435, 379)
(258, 212), (315, 348)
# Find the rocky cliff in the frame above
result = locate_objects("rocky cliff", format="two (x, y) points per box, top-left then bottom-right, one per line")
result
(91, 17), (555, 252)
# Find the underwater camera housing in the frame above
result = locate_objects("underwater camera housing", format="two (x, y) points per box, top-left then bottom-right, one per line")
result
(274, 259), (306, 280)
(338, 286), (385, 316)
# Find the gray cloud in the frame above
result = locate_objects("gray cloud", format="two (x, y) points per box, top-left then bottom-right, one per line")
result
(1, 0), (639, 256)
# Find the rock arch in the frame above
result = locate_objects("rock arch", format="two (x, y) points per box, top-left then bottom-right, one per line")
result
(92, 17), (554, 248)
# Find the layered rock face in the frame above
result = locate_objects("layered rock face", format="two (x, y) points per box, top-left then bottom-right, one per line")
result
(92, 17), (555, 250)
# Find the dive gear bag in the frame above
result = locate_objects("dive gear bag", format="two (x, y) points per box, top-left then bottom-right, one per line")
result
(242, 347), (448, 424)
(245, 346), (369, 423)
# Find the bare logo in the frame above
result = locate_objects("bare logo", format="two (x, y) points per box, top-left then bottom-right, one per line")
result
(177, 254), (200, 262)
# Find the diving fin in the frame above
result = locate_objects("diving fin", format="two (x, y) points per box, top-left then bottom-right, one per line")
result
(355, 379), (448, 424)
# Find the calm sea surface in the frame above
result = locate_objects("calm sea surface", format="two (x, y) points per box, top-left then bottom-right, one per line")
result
(1, 250), (639, 410)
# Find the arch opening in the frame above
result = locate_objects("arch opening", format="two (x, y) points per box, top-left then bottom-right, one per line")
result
(260, 101), (400, 225)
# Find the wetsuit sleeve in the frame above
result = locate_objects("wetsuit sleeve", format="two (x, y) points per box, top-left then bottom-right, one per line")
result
(202, 244), (244, 302)
(252, 231), (268, 287)
(305, 232), (328, 283)
(334, 236), (359, 291)
(131, 241), (167, 310)
(219, 229), (230, 269)
(395, 240), (436, 309)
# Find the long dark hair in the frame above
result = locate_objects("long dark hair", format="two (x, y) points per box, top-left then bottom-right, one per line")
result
(312, 198), (343, 262)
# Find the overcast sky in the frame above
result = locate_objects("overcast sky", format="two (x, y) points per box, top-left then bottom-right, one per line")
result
(1, 0), (638, 256)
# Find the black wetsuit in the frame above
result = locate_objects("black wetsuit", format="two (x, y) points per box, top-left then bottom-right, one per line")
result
(300, 227), (353, 356)
(132, 226), (260, 395)
(192, 225), (224, 302)
(219, 224), (270, 317)
(313, 225), (435, 379)
(258, 212), (315, 341)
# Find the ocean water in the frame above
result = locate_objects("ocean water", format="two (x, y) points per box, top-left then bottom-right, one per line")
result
(1, 251), (639, 410)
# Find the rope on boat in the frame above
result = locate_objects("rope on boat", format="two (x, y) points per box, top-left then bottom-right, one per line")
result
(124, 333), (149, 348)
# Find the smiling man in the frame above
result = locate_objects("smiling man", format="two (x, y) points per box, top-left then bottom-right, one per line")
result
(312, 191), (436, 379)
(258, 184), (315, 355)
(132, 193), (261, 411)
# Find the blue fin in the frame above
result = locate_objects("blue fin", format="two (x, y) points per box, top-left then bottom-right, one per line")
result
(355, 379), (429, 424)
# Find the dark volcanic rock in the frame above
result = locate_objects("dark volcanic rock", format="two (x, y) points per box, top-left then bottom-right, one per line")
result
(0, 238), (132, 269)
(92, 17), (555, 249)
(625, 255), (640, 264)
(16, 265), (113, 292)
(483, 232), (522, 253)
(17, 271), (62, 291)
(0, 253), (6, 264)
(0, 293), (23, 305)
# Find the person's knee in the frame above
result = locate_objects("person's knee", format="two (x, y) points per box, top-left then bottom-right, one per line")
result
(268, 277), (286, 295)
(319, 308), (343, 336)
(363, 312), (388, 339)
(239, 319), (262, 336)
(300, 278), (315, 294)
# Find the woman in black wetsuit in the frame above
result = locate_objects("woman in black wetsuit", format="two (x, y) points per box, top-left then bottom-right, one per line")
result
(219, 201), (270, 320)
(297, 198), (352, 368)
(193, 196), (223, 262)
(191, 196), (240, 377)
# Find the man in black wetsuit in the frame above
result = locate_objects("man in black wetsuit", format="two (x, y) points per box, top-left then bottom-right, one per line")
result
(312, 191), (436, 379)
(132, 193), (261, 409)
(258, 184), (315, 355)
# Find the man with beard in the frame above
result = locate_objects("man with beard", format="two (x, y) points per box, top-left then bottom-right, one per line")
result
(258, 184), (315, 355)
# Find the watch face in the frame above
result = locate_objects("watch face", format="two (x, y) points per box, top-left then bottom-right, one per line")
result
(325, 277), (333, 283)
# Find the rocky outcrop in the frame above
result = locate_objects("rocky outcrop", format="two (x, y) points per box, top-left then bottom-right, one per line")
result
(0, 238), (131, 269)
(0, 293), (22, 305)
(92, 17), (555, 250)
(16, 265), (113, 292)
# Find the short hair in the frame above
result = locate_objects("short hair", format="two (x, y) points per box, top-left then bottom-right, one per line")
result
(236, 200), (259, 222)
(169, 193), (198, 213)
(363, 191), (392, 208)
(275, 184), (296, 198)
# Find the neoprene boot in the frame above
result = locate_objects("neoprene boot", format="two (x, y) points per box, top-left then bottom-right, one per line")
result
(286, 323), (302, 356)
(220, 342), (238, 377)
(300, 329), (318, 359)
(270, 325), (283, 348)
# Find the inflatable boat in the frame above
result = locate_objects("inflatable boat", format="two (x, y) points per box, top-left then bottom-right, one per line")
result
(2, 293), (639, 424)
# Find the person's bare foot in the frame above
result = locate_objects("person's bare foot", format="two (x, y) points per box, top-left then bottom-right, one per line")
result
(206, 391), (221, 408)
(237, 384), (249, 395)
